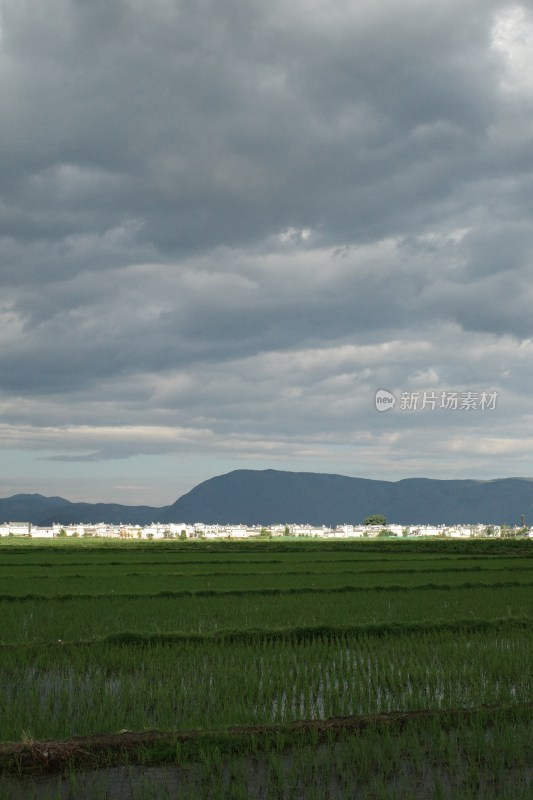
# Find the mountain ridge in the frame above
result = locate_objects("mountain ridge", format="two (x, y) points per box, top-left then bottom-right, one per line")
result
(1, 469), (533, 526)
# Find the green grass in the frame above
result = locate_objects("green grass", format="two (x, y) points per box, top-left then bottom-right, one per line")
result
(0, 584), (530, 644)
(1, 707), (532, 798)
(0, 625), (531, 740)
(0, 538), (531, 797)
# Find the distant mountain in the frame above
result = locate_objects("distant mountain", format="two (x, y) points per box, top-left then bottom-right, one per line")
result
(0, 494), (73, 524)
(0, 494), (165, 526)
(161, 470), (533, 526)
(36, 502), (168, 527)
(1, 470), (533, 526)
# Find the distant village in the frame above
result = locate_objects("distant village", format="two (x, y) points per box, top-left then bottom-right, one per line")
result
(0, 521), (531, 539)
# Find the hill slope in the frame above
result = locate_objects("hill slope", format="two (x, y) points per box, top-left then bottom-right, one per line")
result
(160, 469), (533, 526)
(1, 470), (533, 526)
(0, 494), (165, 526)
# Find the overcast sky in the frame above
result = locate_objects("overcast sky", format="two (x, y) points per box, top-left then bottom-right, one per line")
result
(2, 0), (533, 505)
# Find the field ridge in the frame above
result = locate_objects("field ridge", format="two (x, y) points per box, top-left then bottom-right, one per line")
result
(2, 702), (531, 775)
(2, 578), (533, 602)
(1, 617), (530, 649)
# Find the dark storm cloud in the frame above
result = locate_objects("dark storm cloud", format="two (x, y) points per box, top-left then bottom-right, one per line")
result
(2, 0), (533, 483)
(0, 0), (508, 263)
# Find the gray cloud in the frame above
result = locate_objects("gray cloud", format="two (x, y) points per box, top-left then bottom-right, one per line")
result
(0, 0), (510, 257)
(2, 0), (533, 502)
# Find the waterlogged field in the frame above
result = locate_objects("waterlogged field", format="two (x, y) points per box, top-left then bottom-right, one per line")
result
(0, 537), (532, 799)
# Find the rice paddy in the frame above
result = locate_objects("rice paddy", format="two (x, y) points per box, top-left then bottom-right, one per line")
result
(0, 537), (532, 798)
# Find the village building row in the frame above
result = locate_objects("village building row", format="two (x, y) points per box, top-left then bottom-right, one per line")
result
(0, 522), (530, 539)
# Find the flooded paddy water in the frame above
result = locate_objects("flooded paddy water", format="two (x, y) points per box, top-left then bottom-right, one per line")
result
(3, 740), (533, 800)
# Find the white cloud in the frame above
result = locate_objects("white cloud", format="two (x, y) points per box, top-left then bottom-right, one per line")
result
(492, 4), (533, 92)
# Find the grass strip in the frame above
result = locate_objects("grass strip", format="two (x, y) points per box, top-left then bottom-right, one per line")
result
(1, 617), (530, 649)
(7, 564), (533, 579)
(2, 554), (531, 567)
(1, 539), (532, 555)
(1, 702), (530, 775)
(2, 579), (533, 602)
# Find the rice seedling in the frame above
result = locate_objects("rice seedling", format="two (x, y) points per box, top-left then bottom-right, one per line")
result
(0, 538), (531, 797)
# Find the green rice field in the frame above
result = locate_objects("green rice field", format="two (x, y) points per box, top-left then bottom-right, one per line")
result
(0, 537), (532, 798)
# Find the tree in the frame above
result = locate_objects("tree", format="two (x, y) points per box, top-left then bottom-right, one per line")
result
(363, 514), (387, 527)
